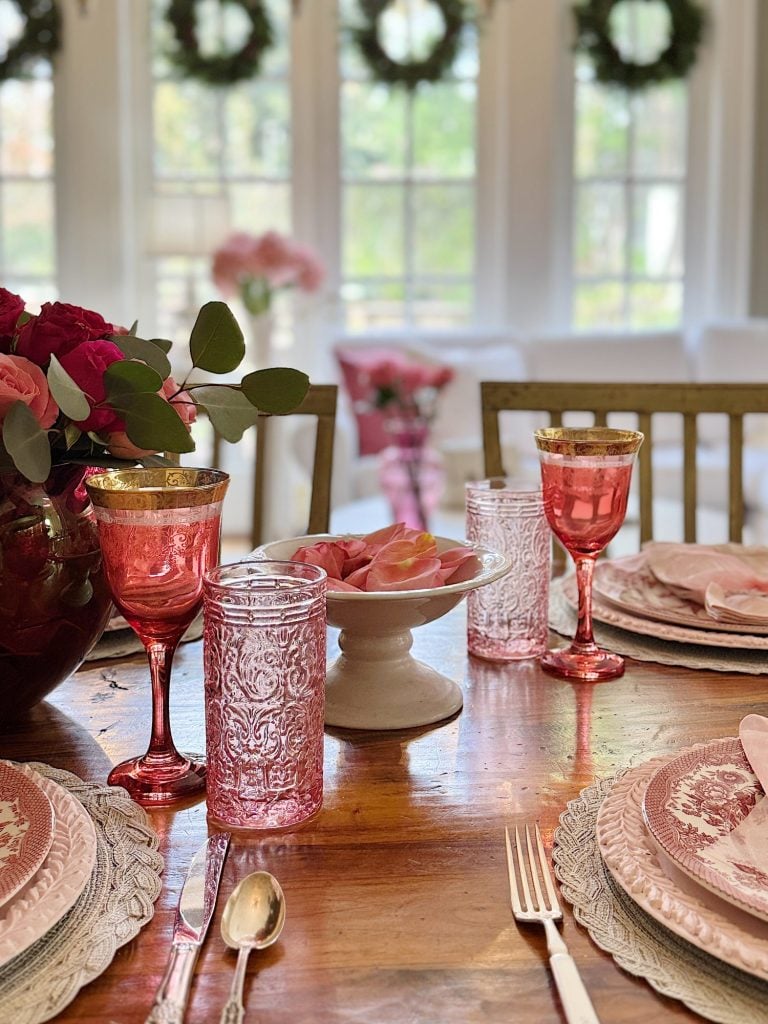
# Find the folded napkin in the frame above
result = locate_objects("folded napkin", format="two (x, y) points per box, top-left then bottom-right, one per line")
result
(697, 715), (768, 902)
(644, 541), (768, 626)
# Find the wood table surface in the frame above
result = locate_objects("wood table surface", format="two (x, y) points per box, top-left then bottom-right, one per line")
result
(2, 607), (767, 1024)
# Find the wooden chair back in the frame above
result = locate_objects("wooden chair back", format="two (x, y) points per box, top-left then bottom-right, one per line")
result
(481, 381), (768, 545)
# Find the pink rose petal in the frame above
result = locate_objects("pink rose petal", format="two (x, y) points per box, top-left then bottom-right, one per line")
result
(366, 557), (443, 591)
(438, 547), (481, 584)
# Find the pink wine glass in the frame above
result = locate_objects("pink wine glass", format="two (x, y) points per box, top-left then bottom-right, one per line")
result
(86, 468), (229, 805)
(535, 428), (643, 682)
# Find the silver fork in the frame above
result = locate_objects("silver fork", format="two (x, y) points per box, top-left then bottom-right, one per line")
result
(505, 825), (601, 1024)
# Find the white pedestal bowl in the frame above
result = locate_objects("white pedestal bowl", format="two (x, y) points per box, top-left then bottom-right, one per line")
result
(255, 534), (510, 730)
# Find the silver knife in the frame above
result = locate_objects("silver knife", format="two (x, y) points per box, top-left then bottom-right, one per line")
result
(146, 832), (231, 1024)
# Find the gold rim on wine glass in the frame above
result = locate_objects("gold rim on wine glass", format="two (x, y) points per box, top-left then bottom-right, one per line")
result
(534, 427), (644, 457)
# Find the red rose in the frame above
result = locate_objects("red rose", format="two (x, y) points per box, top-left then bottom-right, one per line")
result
(58, 339), (125, 434)
(16, 301), (113, 367)
(0, 286), (24, 342)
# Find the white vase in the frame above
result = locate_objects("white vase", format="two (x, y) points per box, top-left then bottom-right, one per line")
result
(248, 311), (274, 368)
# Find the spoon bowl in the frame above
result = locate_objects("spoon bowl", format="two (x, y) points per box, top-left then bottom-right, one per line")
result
(219, 871), (285, 1023)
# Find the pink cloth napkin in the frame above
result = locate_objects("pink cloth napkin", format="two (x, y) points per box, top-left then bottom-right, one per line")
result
(644, 541), (768, 626)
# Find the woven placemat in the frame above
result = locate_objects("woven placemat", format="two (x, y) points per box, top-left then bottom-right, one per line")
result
(549, 582), (768, 674)
(0, 764), (163, 1024)
(553, 775), (768, 1024)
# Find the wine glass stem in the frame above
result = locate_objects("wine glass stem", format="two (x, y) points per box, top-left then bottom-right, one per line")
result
(145, 640), (181, 764)
(573, 555), (597, 651)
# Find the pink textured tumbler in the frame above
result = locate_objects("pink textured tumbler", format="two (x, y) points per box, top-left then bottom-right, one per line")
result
(466, 479), (550, 661)
(203, 560), (327, 829)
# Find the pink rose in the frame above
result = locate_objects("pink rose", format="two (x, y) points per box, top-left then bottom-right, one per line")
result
(162, 376), (197, 428)
(16, 301), (113, 366)
(0, 288), (24, 351)
(58, 339), (125, 434)
(0, 354), (58, 429)
(212, 232), (259, 294)
(289, 245), (325, 293)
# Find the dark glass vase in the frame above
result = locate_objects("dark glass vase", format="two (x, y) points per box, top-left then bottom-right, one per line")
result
(0, 466), (113, 721)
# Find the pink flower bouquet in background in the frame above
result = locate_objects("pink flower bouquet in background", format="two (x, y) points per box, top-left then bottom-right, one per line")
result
(360, 354), (455, 532)
(212, 230), (324, 317)
(0, 287), (309, 483)
(292, 523), (479, 593)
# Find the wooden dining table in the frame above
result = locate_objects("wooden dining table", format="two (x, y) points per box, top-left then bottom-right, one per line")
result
(2, 606), (766, 1024)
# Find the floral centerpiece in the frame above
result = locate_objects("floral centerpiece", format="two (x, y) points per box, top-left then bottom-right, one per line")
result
(212, 230), (324, 317)
(361, 354), (454, 531)
(0, 286), (309, 718)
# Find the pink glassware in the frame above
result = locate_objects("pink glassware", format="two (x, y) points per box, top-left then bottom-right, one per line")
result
(86, 468), (229, 805)
(535, 427), (643, 682)
(466, 479), (550, 661)
(203, 560), (326, 829)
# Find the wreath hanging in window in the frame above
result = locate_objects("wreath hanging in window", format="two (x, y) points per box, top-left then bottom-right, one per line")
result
(165, 0), (274, 87)
(0, 0), (61, 83)
(351, 0), (468, 91)
(573, 0), (706, 92)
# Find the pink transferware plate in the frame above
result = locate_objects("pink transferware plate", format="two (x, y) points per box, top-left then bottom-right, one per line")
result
(0, 762), (54, 909)
(593, 553), (768, 636)
(0, 761), (97, 968)
(597, 751), (768, 981)
(642, 738), (768, 923)
(561, 575), (768, 650)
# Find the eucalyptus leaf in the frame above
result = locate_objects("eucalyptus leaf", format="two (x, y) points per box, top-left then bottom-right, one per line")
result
(194, 385), (261, 443)
(47, 354), (91, 421)
(105, 360), (164, 412)
(2, 401), (51, 482)
(140, 454), (176, 468)
(124, 393), (195, 454)
(109, 335), (172, 379)
(189, 301), (245, 374)
(147, 337), (173, 354)
(16, 310), (33, 328)
(128, 320), (139, 335)
(63, 423), (82, 450)
(241, 368), (310, 413)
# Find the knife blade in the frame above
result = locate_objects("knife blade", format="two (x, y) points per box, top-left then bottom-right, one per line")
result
(146, 832), (231, 1024)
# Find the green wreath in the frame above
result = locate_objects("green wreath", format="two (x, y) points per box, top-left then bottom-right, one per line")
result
(165, 0), (274, 87)
(573, 0), (706, 92)
(352, 0), (468, 92)
(0, 0), (61, 83)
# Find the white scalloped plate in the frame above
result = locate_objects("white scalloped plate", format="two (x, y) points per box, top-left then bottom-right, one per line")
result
(0, 763), (54, 909)
(597, 750), (768, 982)
(0, 762), (97, 968)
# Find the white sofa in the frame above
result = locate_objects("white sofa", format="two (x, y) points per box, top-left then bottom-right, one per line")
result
(326, 322), (768, 544)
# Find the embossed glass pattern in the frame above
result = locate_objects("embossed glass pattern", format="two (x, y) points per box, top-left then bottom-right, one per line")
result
(203, 561), (327, 829)
(466, 480), (550, 661)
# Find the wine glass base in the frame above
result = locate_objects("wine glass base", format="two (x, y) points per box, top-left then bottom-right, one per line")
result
(108, 754), (206, 806)
(540, 646), (625, 683)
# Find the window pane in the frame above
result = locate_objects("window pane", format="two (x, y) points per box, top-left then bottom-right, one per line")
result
(632, 185), (683, 276)
(413, 184), (473, 275)
(574, 282), (626, 329)
(412, 82), (475, 178)
(229, 183), (290, 234)
(344, 185), (404, 277)
(574, 183), (626, 276)
(342, 280), (406, 331)
(633, 83), (687, 177)
(3, 182), (54, 276)
(412, 282), (473, 328)
(629, 281), (683, 329)
(154, 81), (221, 177)
(342, 83), (407, 178)
(0, 80), (53, 176)
(574, 82), (628, 177)
(226, 82), (290, 178)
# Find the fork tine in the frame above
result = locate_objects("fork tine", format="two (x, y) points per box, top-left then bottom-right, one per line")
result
(504, 827), (523, 915)
(514, 827), (533, 913)
(534, 822), (561, 914)
(524, 824), (546, 912)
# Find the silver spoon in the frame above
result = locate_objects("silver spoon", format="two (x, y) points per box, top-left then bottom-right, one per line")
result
(219, 871), (286, 1024)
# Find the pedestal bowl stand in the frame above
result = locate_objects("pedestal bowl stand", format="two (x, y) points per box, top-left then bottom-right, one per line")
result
(256, 534), (510, 730)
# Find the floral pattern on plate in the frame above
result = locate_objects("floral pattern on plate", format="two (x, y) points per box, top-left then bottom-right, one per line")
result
(596, 752), (768, 983)
(642, 738), (768, 922)
(0, 763), (54, 908)
(593, 553), (768, 635)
